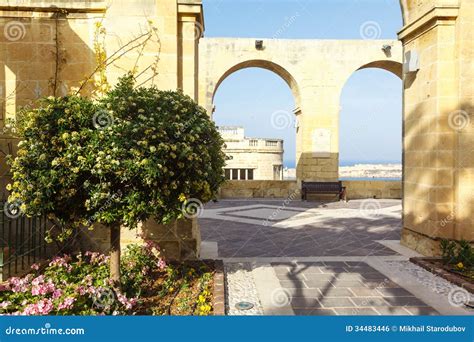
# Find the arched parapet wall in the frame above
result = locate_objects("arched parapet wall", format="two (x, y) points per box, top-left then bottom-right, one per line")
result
(199, 38), (304, 115)
(199, 37), (403, 183)
(199, 37), (403, 116)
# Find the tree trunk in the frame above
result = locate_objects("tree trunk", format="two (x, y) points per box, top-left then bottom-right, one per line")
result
(110, 222), (121, 288)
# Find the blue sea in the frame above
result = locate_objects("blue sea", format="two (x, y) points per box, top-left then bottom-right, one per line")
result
(284, 160), (402, 168)
(284, 160), (402, 181)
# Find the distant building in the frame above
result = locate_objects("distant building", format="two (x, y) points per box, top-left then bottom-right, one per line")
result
(218, 126), (284, 180)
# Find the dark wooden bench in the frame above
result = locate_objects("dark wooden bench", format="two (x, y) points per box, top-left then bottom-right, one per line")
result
(301, 181), (347, 201)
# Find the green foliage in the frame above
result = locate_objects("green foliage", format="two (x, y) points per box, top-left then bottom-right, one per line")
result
(440, 239), (474, 267)
(121, 241), (166, 297)
(7, 74), (226, 236)
(457, 240), (474, 267)
(440, 239), (457, 264)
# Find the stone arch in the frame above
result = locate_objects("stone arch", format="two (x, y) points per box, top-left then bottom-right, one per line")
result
(357, 60), (403, 79)
(338, 59), (403, 114)
(210, 59), (301, 113)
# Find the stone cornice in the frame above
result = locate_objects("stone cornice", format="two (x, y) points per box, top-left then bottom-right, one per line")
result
(178, 0), (204, 31)
(398, 4), (460, 42)
(0, 0), (106, 13)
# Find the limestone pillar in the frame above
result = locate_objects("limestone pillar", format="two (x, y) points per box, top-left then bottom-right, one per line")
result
(399, 0), (473, 255)
(177, 1), (204, 101)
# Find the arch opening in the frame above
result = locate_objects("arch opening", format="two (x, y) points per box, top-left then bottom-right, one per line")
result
(211, 59), (301, 109)
(212, 66), (298, 181)
(338, 66), (403, 181)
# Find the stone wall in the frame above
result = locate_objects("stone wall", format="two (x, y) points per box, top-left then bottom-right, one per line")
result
(342, 180), (402, 200)
(0, 0), (204, 186)
(399, 0), (474, 256)
(77, 218), (201, 261)
(218, 180), (402, 200)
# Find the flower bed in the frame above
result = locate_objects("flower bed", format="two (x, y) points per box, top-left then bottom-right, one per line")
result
(410, 258), (474, 294)
(410, 239), (474, 295)
(0, 242), (219, 315)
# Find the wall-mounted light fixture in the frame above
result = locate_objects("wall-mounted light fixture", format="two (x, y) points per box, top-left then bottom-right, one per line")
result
(255, 40), (264, 50)
(382, 44), (392, 54)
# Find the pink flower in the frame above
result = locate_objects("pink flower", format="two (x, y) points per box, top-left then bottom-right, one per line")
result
(22, 298), (53, 315)
(157, 259), (166, 270)
(85, 251), (108, 265)
(9, 276), (31, 293)
(52, 289), (63, 299)
(30, 263), (40, 271)
(31, 281), (55, 296)
(116, 293), (137, 310)
(77, 286), (86, 296)
(58, 297), (76, 310)
(0, 283), (11, 292)
(48, 255), (72, 269)
(0, 301), (11, 309)
(31, 275), (45, 286)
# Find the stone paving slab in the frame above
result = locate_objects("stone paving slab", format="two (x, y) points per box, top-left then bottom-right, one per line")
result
(271, 262), (439, 316)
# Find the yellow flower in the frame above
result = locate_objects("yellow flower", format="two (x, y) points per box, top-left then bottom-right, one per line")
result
(456, 262), (464, 269)
(178, 194), (187, 202)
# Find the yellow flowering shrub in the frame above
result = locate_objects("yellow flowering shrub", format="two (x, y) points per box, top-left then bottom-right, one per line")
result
(7, 74), (226, 239)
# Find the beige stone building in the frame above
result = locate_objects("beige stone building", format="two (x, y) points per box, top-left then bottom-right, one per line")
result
(218, 126), (284, 181)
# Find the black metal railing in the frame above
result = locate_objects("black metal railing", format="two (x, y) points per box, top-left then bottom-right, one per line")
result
(0, 201), (50, 281)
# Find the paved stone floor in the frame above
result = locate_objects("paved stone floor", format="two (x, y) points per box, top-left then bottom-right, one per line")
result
(272, 261), (436, 316)
(199, 199), (473, 316)
(201, 199), (401, 257)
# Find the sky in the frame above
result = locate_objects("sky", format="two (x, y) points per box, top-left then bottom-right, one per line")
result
(203, 0), (403, 167)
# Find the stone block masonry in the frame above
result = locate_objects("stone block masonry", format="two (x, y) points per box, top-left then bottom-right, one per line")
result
(78, 218), (201, 261)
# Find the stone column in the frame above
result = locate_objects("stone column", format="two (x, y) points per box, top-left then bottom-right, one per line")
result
(297, 91), (339, 182)
(177, 1), (204, 101)
(399, 0), (473, 255)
